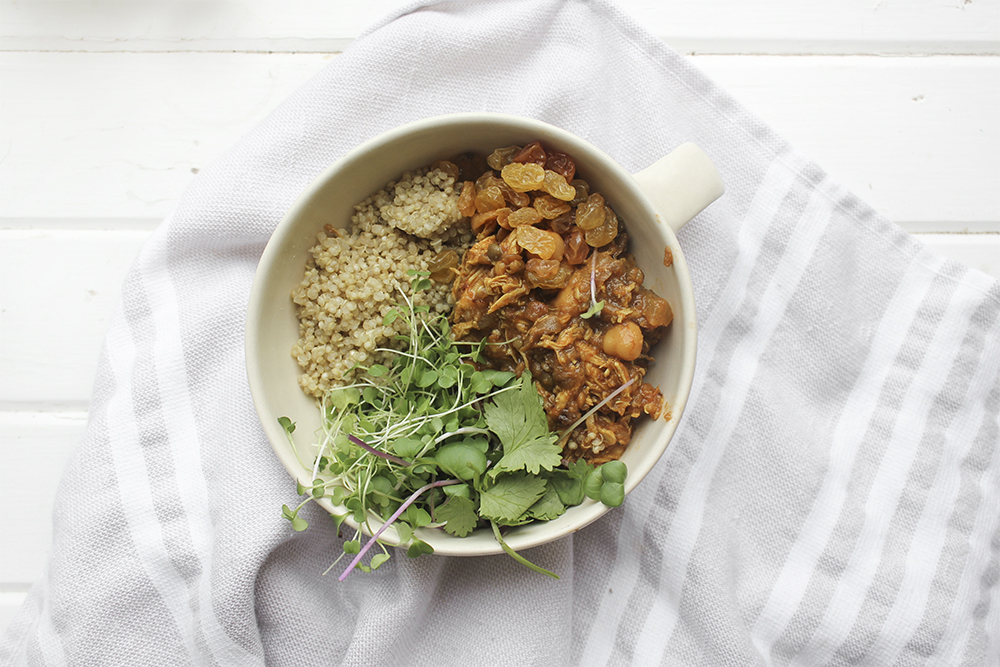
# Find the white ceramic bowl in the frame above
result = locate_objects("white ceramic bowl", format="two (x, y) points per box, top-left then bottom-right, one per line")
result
(246, 113), (723, 556)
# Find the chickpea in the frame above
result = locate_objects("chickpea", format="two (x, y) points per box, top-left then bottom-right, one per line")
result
(603, 321), (643, 361)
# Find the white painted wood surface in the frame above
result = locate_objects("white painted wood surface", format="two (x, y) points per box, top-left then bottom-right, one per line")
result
(2, 0), (998, 634)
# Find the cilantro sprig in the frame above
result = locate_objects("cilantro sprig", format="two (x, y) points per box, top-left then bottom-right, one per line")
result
(279, 275), (628, 578)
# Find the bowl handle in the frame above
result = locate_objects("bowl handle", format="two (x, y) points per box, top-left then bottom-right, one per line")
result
(632, 143), (725, 233)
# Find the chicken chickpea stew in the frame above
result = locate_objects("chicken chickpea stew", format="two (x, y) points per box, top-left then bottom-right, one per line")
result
(449, 141), (672, 465)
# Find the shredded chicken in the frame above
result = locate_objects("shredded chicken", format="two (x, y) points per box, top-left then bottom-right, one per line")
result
(448, 144), (674, 463)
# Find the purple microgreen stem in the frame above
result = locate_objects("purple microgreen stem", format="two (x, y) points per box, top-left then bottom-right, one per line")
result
(559, 378), (636, 444)
(339, 479), (460, 581)
(590, 251), (597, 307)
(348, 434), (411, 467)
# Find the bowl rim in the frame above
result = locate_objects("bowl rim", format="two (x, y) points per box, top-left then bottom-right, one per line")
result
(245, 112), (698, 556)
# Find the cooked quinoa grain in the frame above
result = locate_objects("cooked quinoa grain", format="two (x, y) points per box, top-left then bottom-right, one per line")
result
(292, 166), (472, 399)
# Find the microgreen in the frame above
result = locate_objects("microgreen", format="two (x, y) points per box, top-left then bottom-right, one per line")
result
(279, 278), (629, 579)
(580, 251), (604, 320)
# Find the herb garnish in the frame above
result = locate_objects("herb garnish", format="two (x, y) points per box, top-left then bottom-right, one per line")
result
(580, 251), (604, 319)
(280, 273), (627, 578)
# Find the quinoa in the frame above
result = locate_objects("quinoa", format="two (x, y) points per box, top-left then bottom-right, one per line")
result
(291, 166), (473, 399)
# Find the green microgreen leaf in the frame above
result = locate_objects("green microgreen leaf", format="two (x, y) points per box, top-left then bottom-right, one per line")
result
(403, 505), (432, 528)
(584, 466), (604, 501)
(601, 460), (627, 485)
(331, 513), (349, 535)
(367, 364), (389, 377)
(434, 442), (488, 482)
(393, 437), (424, 459)
(579, 300), (604, 319)
(407, 539), (434, 558)
(442, 483), (471, 499)
(416, 368), (439, 388)
(600, 481), (625, 507)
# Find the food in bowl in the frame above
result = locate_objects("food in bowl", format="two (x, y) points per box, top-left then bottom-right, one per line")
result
(282, 141), (675, 578)
(291, 165), (473, 399)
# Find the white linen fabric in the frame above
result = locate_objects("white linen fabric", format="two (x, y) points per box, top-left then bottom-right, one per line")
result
(3, 1), (999, 665)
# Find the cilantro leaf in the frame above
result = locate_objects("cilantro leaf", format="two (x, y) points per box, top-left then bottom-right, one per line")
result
(528, 485), (566, 521)
(565, 458), (594, 479)
(485, 373), (562, 476)
(549, 475), (586, 506)
(549, 459), (594, 505)
(437, 496), (479, 537)
(479, 473), (547, 524)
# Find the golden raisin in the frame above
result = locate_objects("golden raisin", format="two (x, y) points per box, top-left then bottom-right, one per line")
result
(533, 194), (571, 219)
(550, 211), (575, 235)
(476, 171), (497, 191)
(471, 206), (510, 233)
(585, 206), (618, 247)
(663, 245), (674, 267)
(570, 180), (590, 206)
(428, 249), (459, 282)
(546, 150), (576, 182)
(431, 160), (461, 180)
(529, 261), (573, 289)
(564, 228), (589, 264)
(541, 171), (577, 201)
(475, 185), (506, 213)
(448, 152), (490, 181)
(496, 179), (531, 208)
(525, 258), (562, 286)
(575, 193), (606, 230)
(501, 163), (546, 193)
(495, 208), (512, 229)
(507, 206), (543, 227)
(516, 226), (564, 261)
(487, 146), (522, 171)
(458, 181), (477, 217)
(512, 141), (547, 166)
(495, 254), (524, 276)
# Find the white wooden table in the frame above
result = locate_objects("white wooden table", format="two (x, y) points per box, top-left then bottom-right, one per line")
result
(1, 0), (997, 632)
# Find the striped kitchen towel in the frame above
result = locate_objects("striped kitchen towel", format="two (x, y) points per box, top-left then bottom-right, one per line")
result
(3, 0), (997, 665)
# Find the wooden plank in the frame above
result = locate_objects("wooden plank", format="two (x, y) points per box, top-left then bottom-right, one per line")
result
(1, 591), (29, 638)
(0, 0), (997, 54)
(918, 233), (1000, 278)
(696, 55), (1000, 231)
(0, 412), (86, 584)
(0, 52), (997, 231)
(0, 51), (330, 225)
(0, 230), (150, 409)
